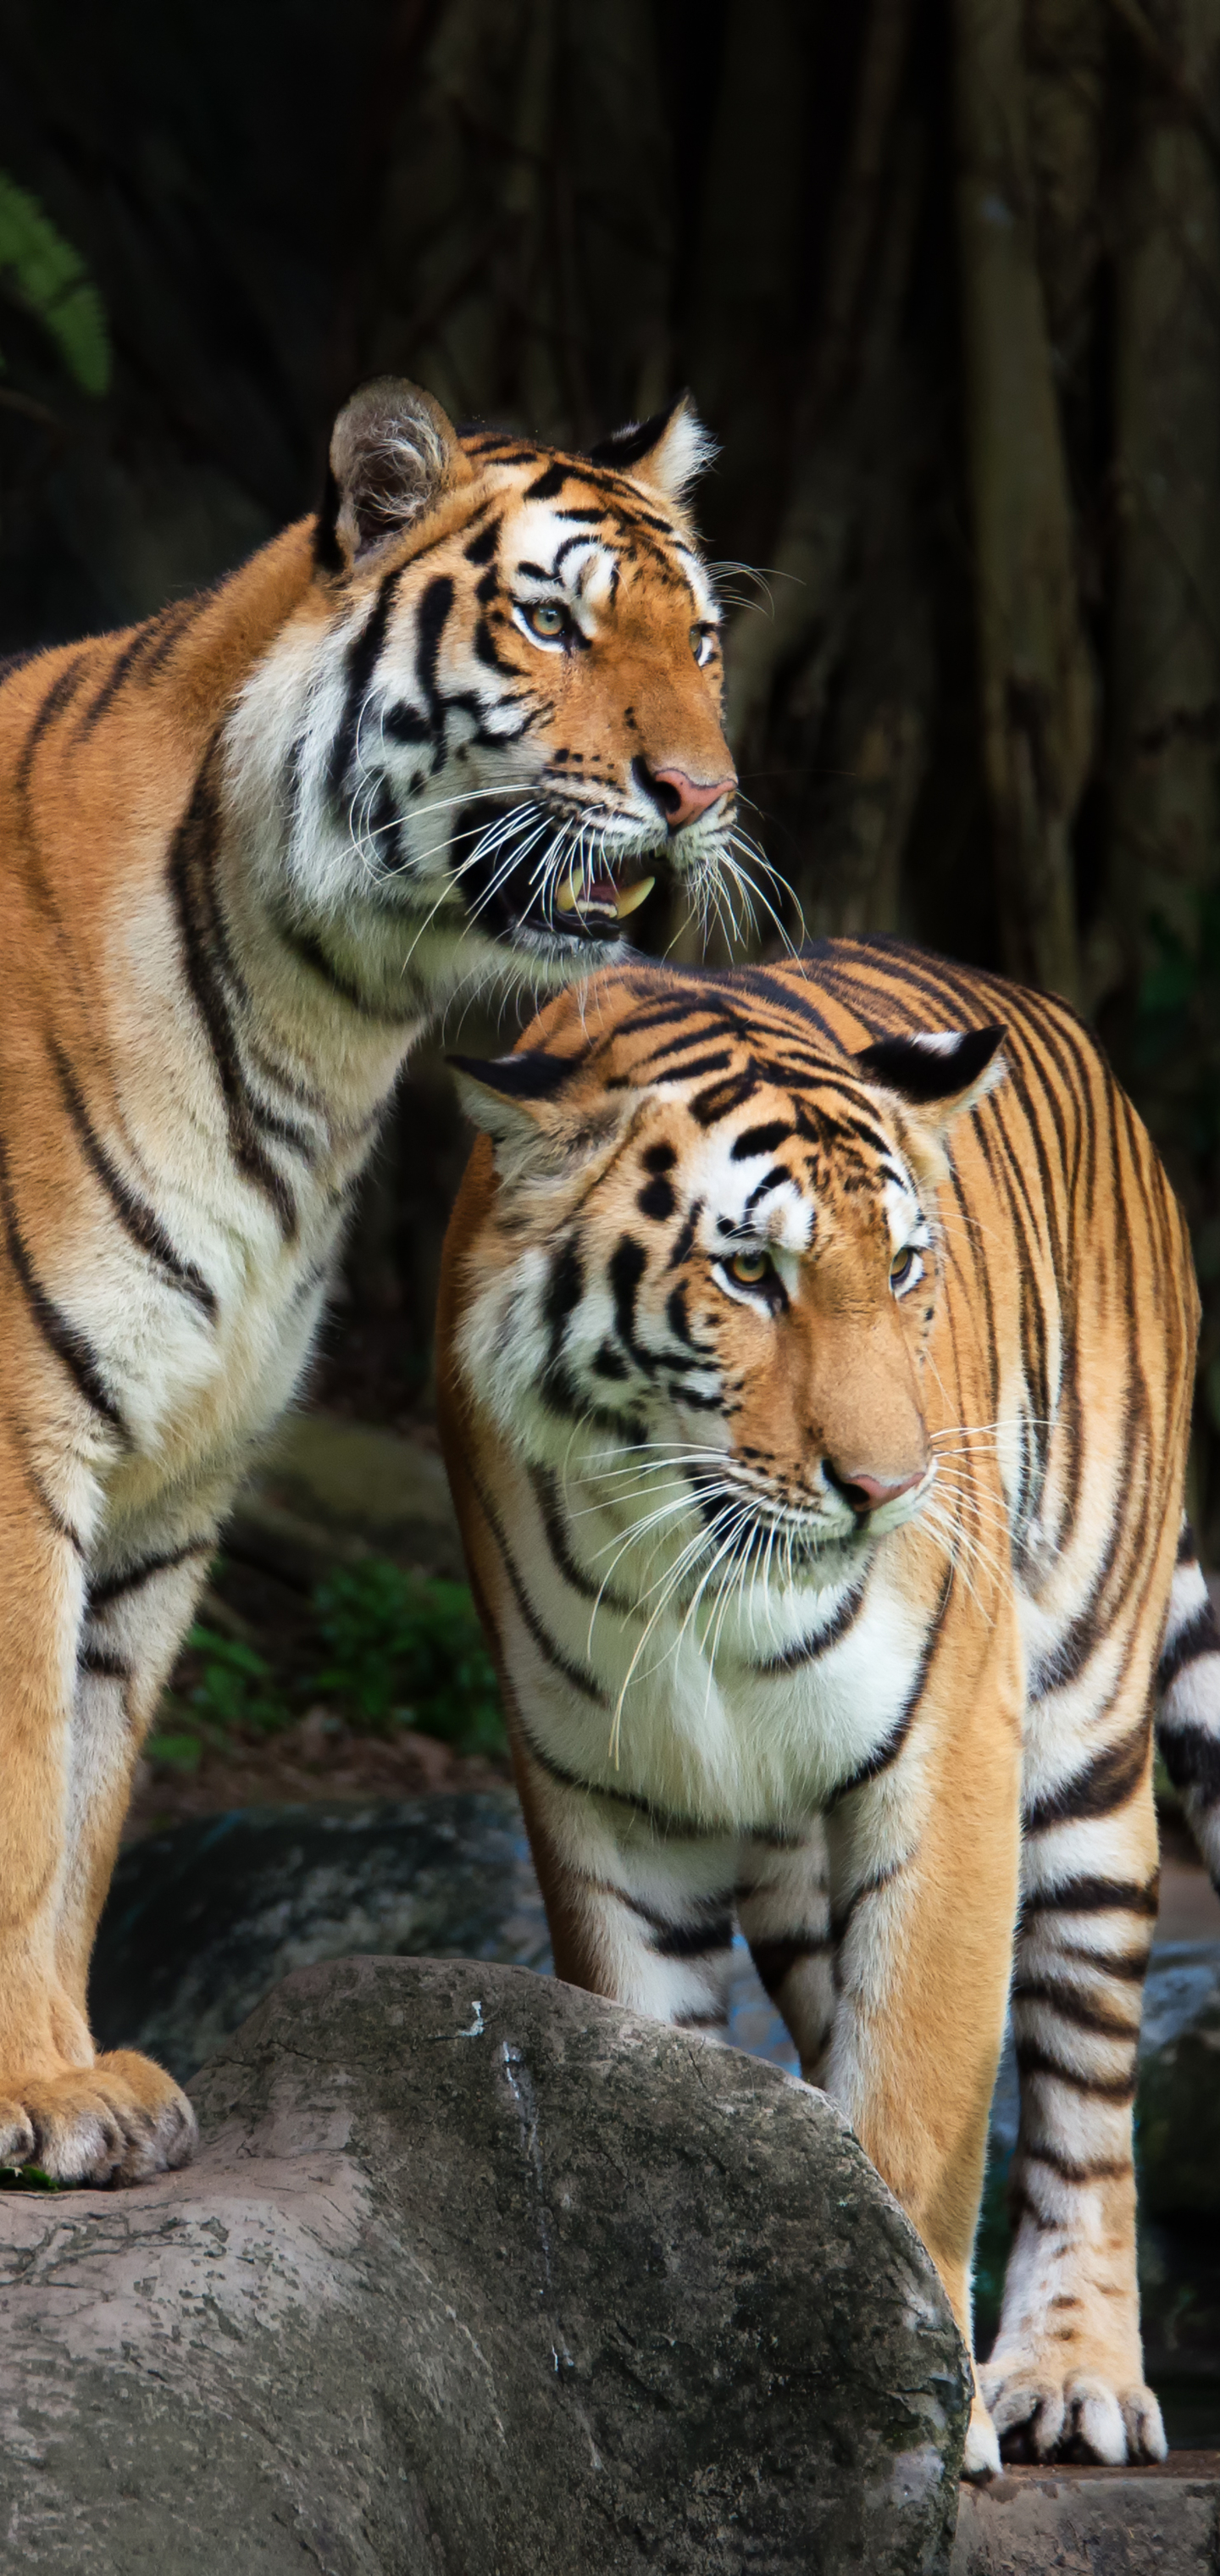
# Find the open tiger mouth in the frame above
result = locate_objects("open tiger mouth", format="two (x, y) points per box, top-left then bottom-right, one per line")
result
(452, 802), (667, 948)
(553, 866), (655, 925)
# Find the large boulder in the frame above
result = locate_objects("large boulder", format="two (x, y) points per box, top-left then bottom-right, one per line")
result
(1, 1957), (969, 2574)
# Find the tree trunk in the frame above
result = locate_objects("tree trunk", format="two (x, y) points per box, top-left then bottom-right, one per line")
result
(953, 0), (1094, 1005)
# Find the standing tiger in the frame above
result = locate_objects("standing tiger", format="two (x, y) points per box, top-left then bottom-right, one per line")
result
(436, 936), (1220, 2476)
(0, 377), (738, 2186)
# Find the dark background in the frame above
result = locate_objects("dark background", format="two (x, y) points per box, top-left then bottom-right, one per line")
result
(3, 0), (1219, 1535)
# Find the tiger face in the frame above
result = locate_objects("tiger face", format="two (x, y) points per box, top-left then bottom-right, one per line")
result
(236, 380), (740, 1008)
(452, 977), (1004, 1588)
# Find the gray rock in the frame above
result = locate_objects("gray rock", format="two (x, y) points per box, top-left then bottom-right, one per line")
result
(0, 1957), (969, 2575)
(90, 1793), (551, 2083)
(258, 1410), (463, 1571)
(1137, 1945), (1220, 2221)
(951, 2460), (1220, 2573)
(90, 1795), (801, 2095)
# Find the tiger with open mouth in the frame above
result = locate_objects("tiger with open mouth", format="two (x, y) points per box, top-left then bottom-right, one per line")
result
(0, 377), (737, 2187)
(437, 937), (1216, 2479)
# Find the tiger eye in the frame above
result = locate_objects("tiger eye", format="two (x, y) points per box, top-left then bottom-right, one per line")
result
(728, 1250), (771, 1286)
(528, 602), (565, 638)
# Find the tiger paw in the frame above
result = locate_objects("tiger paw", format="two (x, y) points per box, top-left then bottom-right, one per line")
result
(979, 2353), (1167, 2465)
(0, 2048), (197, 2187)
(962, 2391), (1001, 2480)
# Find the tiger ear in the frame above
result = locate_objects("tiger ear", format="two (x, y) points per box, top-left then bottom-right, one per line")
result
(588, 394), (716, 507)
(450, 1048), (635, 1174)
(450, 1050), (580, 1146)
(852, 1026), (1006, 1133)
(316, 378), (474, 574)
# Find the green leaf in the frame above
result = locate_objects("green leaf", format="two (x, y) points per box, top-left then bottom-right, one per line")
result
(0, 2163), (64, 2192)
(310, 1560), (505, 1752)
(0, 169), (111, 395)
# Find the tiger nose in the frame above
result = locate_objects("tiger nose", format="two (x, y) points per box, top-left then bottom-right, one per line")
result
(642, 764), (735, 831)
(830, 1468), (924, 1515)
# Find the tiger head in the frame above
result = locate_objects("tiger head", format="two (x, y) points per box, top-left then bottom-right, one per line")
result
(450, 968), (1004, 1585)
(239, 379), (740, 1008)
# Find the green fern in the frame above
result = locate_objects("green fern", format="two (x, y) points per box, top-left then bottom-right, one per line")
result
(0, 171), (111, 396)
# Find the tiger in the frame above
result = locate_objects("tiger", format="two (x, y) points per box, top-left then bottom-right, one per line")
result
(435, 933), (1220, 2479)
(0, 375), (739, 2188)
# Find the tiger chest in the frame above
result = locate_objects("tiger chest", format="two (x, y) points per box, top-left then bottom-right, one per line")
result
(518, 1533), (931, 1830)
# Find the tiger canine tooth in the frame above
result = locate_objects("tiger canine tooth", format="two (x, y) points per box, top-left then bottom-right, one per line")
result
(613, 875), (655, 919)
(555, 871), (655, 918)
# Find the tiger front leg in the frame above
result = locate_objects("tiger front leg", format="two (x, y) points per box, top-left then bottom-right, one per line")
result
(981, 1690), (1165, 2464)
(819, 1598), (1023, 2481)
(0, 1449), (205, 2185)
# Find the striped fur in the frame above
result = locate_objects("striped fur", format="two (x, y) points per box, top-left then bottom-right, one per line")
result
(0, 379), (737, 2186)
(436, 937), (1202, 2476)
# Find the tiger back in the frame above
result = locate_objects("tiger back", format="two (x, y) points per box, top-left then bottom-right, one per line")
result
(436, 935), (1212, 2477)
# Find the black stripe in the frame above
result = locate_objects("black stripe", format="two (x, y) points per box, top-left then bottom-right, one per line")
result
(516, 1716), (718, 1838)
(50, 1045), (217, 1321)
(749, 1575), (867, 1674)
(274, 914), (415, 1024)
(414, 573), (456, 727)
(16, 651), (90, 792)
(690, 1073), (760, 1126)
(1022, 1874), (1159, 1919)
(1013, 2039), (1137, 2102)
(828, 1566), (952, 1803)
(1158, 1596), (1220, 1691)
(80, 1643), (131, 1681)
(1023, 2145), (1134, 2185)
(0, 1147), (129, 1441)
(731, 1120), (792, 1162)
(75, 617), (174, 734)
(653, 1912), (735, 1960)
(749, 1934), (833, 1997)
(23, 1465), (86, 1557)
(525, 463), (568, 501)
(464, 1454), (605, 1706)
(1011, 1978), (1140, 2041)
(327, 571), (401, 801)
(1023, 1718), (1151, 1836)
(89, 1539), (213, 1608)
(1006, 2180), (1057, 2234)
(830, 1858), (903, 1942)
(528, 1467), (637, 1615)
(137, 595), (211, 682)
(1055, 1940), (1151, 1984)
(168, 746), (298, 1239)
(608, 1235), (652, 1374)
